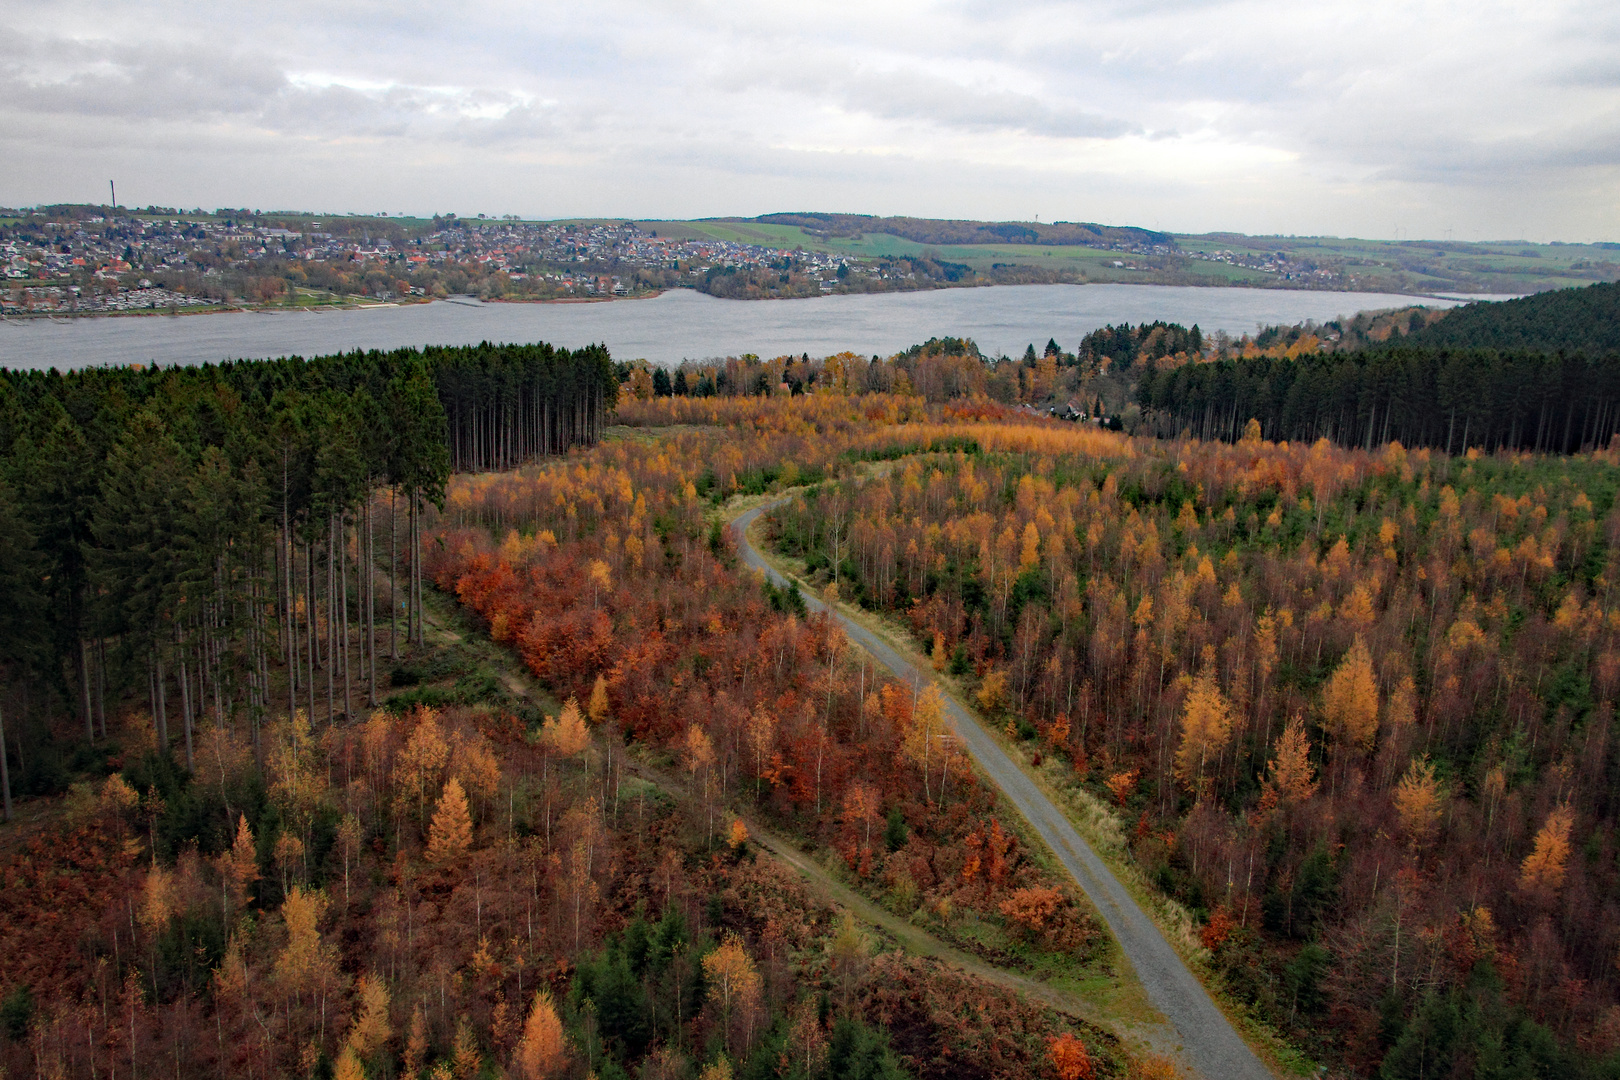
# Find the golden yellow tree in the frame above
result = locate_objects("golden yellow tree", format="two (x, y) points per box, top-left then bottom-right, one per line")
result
(587, 675), (611, 723)
(1393, 756), (1443, 849)
(452, 734), (501, 810)
(975, 670), (1009, 713)
(395, 708), (449, 823)
(1175, 670), (1233, 791)
(516, 990), (568, 1080)
(1339, 583), (1376, 633)
(1321, 636), (1379, 752)
(332, 1048), (365, 1080)
(1519, 805), (1574, 895)
(541, 698), (589, 759)
(1260, 715), (1318, 812)
(703, 934), (763, 1056)
(426, 776), (473, 863)
(219, 813), (260, 911)
(345, 974), (391, 1061)
(588, 558), (612, 608)
(275, 886), (338, 1006)
(902, 685), (948, 804)
(451, 1020), (481, 1079)
(1019, 522), (1040, 572)
(140, 864), (176, 935)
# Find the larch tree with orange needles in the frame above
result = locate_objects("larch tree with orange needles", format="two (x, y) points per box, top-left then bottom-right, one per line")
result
(426, 776), (473, 863)
(1393, 756), (1443, 850)
(1260, 715), (1318, 813)
(394, 707), (449, 825)
(1321, 636), (1379, 754)
(587, 674), (611, 723)
(343, 974), (390, 1063)
(1520, 805), (1574, 897)
(541, 697), (590, 761)
(219, 812), (260, 912)
(516, 990), (568, 1080)
(1175, 669), (1233, 793)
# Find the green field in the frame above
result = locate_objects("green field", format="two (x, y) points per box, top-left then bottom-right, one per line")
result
(634, 219), (1257, 283)
(1177, 232), (1619, 294)
(629, 217), (1620, 293)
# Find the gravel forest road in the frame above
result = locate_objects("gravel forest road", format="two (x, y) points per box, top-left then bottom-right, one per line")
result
(733, 501), (1276, 1080)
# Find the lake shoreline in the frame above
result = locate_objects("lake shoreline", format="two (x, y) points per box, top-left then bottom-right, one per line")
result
(0, 278), (1519, 325)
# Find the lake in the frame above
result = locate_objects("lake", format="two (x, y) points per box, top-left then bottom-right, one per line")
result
(0, 284), (1504, 370)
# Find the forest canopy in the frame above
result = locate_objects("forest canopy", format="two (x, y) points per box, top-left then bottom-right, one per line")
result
(4, 286), (1620, 1079)
(1404, 281), (1620, 354)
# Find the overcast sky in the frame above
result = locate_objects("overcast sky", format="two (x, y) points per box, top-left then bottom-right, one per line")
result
(3, 1), (1616, 241)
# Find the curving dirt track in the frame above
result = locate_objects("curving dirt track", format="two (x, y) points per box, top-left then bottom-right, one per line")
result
(732, 501), (1276, 1080)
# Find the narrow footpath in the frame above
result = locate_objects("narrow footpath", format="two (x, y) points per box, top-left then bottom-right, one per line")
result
(732, 500), (1276, 1080)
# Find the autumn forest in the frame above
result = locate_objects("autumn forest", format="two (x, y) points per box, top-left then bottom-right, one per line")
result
(2, 285), (1619, 1080)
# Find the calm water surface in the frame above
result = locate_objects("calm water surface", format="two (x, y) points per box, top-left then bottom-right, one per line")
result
(0, 284), (1501, 370)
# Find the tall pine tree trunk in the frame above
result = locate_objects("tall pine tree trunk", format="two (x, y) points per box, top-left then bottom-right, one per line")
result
(367, 494), (377, 706)
(342, 512), (352, 720)
(284, 480), (296, 722)
(155, 649), (169, 752)
(412, 489), (423, 647)
(390, 486), (398, 662)
(0, 704), (11, 822)
(306, 537), (316, 724)
(326, 514), (335, 724)
(178, 643), (194, 773)
(96, 638), (107, 739)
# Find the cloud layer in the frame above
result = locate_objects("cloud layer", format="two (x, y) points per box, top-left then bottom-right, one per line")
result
(3, 0), (1614, 240)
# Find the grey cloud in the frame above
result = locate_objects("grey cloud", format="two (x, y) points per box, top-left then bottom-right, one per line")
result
(725, 58), (1140, 140)
(1, 42), (288, 119)
(1, 1), (1617, 239)
(1, 35), (571, 147)
(837, 70), (1139, 139)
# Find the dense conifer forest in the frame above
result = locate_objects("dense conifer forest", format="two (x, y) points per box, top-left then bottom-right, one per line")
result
(0, 342), (611, 807)
(1404, 282), (1620, 354)
(1136, 348), (1620, 451)
(1135, 283), (1620, 452)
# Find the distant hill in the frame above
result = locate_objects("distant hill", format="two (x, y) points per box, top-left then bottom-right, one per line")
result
(743, 212), (1174, 249)
(1410, 281), (1620, 353)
